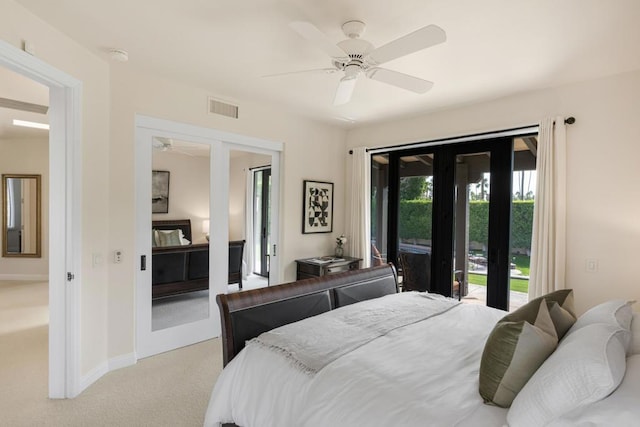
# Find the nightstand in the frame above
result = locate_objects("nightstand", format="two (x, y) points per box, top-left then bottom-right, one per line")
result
(295, 256), (362, 280)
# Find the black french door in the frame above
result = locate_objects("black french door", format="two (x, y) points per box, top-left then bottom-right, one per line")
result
(253, 167), (271, 277)
(385, 138), (513, 310)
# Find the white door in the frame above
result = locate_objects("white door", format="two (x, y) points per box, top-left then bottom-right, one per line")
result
(135, 116), (282, 358)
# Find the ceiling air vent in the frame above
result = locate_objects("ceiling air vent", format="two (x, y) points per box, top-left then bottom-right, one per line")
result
(208, 97), (238, 119)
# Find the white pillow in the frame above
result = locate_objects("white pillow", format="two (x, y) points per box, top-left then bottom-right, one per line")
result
(507, 323), (627, 427)
(566, 299), (635, 353)
(568, 299), (635, 332)
(547, 354), (640, 426)
(632, 312), (640, 355)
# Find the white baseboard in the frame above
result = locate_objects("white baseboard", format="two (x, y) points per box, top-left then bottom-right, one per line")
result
(0, 274), (48, 281)
(77, 352), (137, 396)
(108, 352), (136, 371)
(78, 361), (108, 395)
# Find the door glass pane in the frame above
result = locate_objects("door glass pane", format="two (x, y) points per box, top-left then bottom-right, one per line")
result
(252, 168), (271, 277)
(151, 138), (210, 331)
(265, 172), (271, 276)
(253, 170), (263, 274)
(229, 151), (270, 291)
(455, 152), (490, 306)
(371, 154), (389, 266)
(397, 153), (433, 292)
(510, 137), (537, 310)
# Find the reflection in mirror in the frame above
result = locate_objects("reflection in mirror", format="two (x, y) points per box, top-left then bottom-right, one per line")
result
(229, 149), (272, 291)
(2, 174), (41, 258)
(150, 138), (211, 331)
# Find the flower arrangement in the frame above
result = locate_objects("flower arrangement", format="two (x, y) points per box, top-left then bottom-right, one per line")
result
(335, 234), (347, 257)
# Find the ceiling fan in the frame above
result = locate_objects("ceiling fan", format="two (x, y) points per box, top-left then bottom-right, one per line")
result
(152, 137), (195, 156)
(273, 20), (446, 105)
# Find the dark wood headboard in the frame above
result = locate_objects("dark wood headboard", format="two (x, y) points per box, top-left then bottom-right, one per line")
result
(152, 219), (192, 242)
(216, 264), (398, 366)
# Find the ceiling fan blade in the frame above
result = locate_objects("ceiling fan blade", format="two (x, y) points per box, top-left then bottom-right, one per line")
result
(173, 149), (196, 156)
(333, 77), (357, 105)
(289, 21), (348, 59)
(262, 68), (337, 78)
(366, 68), (434, 94)
(366, 24), (446, 65)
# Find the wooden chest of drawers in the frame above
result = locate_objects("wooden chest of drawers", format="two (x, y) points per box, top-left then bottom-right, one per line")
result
(295, 256), (361, 280)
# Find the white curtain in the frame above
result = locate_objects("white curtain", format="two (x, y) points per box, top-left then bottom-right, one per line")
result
(346, 147), (371, 267)
(528, 116), (567, 299)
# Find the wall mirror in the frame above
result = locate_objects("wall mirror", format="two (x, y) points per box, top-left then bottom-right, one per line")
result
(2, 174), (41, 257)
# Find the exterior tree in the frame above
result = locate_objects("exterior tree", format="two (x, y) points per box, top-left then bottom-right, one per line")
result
(400, 176), (427, 200)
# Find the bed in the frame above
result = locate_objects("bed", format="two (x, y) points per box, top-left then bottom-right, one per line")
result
(205, 265), (640, 427)
(151, 219), (245, 298)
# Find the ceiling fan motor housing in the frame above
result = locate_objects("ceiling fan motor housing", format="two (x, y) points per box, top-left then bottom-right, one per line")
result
(342, 20), (366, 39)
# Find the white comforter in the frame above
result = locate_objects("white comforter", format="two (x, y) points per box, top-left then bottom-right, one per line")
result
(205, 292), (508, 427)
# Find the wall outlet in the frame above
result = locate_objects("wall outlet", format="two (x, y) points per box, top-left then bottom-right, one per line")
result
(114, 250), (123, 264)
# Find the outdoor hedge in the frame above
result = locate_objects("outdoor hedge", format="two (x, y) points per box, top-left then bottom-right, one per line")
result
(396, 200), (534, 250)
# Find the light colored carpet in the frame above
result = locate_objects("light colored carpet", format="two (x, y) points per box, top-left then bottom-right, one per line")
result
(153, 274), (269, 331)
(0, 280), (224, 427)
(152, 290), (210, 331)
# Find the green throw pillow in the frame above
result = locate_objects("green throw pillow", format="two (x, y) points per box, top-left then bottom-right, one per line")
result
(479, 298), (558, 407)
(157, 229), (181, 247)
(530, 289), (576, 339)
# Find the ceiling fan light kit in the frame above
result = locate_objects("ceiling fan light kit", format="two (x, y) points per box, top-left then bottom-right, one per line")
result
(283, 19), (446, 105)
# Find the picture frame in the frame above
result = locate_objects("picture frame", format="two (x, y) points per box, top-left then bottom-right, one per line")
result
(152, 170), (170, 214)
(302, 180), (333, 234)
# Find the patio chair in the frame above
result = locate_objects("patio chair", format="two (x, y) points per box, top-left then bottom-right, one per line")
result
(398, 251), (431, 292)
(228, 240), (245, 289)
(371, 243), (384, 267)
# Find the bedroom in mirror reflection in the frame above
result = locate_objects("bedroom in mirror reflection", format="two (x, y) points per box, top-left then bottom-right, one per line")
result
(150, 137), (211, 331)
(229, 149), (271, 291)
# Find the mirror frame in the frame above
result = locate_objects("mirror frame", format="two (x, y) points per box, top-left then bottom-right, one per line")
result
(2, 173), (42, 258)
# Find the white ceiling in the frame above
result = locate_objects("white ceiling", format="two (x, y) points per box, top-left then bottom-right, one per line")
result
(8, 0), (640, 128)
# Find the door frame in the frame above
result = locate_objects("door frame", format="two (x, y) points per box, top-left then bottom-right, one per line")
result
(135, 115), (282, 358)
(0, 40), (82, 397)
(385, 138), (513, 310)
(251, 166), (271, 277)
(430, 138), (513, 309)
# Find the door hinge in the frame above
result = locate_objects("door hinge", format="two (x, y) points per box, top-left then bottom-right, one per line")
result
(272, 244), (276, 257)
(67, 272), (75, 281)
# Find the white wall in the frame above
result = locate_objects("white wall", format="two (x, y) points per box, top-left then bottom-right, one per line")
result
(108, 65), (347, 359)
(347, 69), (640, 315)
(152, 150), (210, 244)
(0, 1), (111, 377)
(0, 137), (49, 277)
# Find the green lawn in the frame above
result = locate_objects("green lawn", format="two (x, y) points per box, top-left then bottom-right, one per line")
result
(465, 254), (530, 294)
(511, 254), (530, 276)
(467, 273), (529, 293)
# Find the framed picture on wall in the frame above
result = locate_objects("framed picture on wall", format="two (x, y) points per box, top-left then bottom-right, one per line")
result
(152, 170), (170, 214)
(302, 180), (333, 234)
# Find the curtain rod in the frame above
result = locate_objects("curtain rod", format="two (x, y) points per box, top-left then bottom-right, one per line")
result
(348, 116), (575, 154)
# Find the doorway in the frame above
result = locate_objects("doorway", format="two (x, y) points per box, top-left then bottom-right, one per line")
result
(373, 134), (536, 311)
(135, 116), (282, 359)
(0, 39), (81, 398)
(252, 166), (271, 278)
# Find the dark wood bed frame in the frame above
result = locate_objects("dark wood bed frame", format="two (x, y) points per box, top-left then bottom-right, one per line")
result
(152, 219), (245, 299)
(216, 264), (399, 367)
